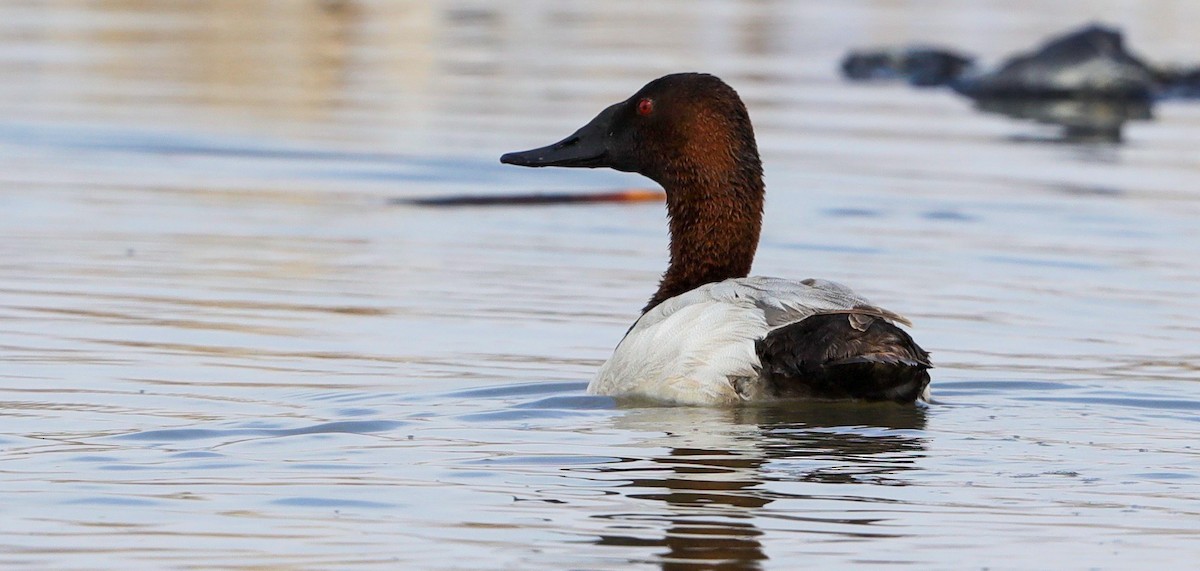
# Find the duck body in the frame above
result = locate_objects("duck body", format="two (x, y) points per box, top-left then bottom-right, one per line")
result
(501, 73), (931, 405)
(590, 277), (929, 405)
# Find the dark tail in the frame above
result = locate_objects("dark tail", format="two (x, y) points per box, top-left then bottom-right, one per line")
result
(755, 312), (932, 403)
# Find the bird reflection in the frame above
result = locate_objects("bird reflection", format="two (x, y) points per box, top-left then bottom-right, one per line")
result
(973, 97), (1153, 143)
(585, 403), (927, 570)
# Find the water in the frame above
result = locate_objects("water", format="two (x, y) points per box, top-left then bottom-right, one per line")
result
(2, 1), (1199, 568)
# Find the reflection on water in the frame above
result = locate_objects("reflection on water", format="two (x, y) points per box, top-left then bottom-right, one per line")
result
(586, 405), (926, 569)
(974, 97), (1154, 142)
(2, 0), (1200, 569)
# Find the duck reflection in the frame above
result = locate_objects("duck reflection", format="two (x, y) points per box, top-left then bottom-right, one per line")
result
(587, 403), (926, 570)
(973, 97), (1152, 143)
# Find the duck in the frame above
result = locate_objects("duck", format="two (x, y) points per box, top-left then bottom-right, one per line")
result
(501, 73), (931, 406)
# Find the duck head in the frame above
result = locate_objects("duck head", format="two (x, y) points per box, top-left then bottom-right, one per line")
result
(501, 73), (765, 312)
(501, 73), (762, 189)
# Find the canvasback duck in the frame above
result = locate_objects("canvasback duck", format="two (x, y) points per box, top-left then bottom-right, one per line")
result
(501, 73), (931, 405)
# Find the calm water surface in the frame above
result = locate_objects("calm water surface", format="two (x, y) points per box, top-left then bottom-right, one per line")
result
(1, 1), (1199, 569)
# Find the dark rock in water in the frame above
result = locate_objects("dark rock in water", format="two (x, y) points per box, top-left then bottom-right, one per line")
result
(1176, 68), (1200, 97)
(1155, 66), (1200, 99)
(973, 97), (1152, 142)
(840, 22), (1200, 143)
(841, 47), (975, 87)
(952, 24), (1157, 99)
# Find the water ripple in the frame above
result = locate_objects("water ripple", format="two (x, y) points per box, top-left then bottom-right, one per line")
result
(114, 420), (408, 442)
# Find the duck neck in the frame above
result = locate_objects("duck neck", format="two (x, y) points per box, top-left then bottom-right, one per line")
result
(644, 159), (764, 313)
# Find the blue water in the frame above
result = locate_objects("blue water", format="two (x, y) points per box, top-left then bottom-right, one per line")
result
(1, 1), (1199, 569)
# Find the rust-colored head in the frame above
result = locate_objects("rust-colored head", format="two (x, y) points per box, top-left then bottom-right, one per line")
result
(501, 73), (761, 190)
(502, 73), (766, 312)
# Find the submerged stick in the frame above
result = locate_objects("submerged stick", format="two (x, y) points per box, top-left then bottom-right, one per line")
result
(392, 188), (664, 207)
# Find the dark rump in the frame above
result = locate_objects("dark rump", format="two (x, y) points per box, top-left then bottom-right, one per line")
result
(755, 313), (932, 403)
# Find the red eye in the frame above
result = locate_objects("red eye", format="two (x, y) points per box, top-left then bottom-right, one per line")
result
(637, 98), (654, 116)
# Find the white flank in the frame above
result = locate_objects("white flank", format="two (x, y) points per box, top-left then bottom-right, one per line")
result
(588, 276), (905, 405)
